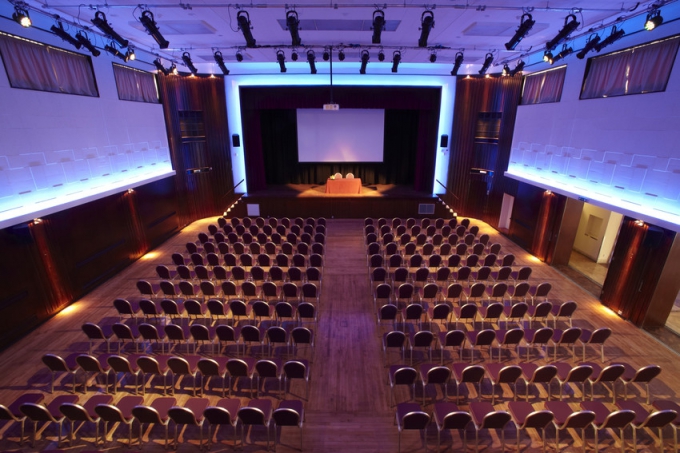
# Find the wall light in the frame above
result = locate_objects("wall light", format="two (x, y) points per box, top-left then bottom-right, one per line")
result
(509, 60), (525, 76)
(359, 49), (369, 74)
(543, 50), (554, 64)
(594, 26), (625, 52)
(371, 9), (385, 44)
(76, 31), (100, 56)
(505, 13), (535, 50)
(645, 8), (663, 31)
(105, 41), (126, 61)
(291, 49), (299, 61)
(338, 48), (345, 61)
(214, 50), (229, 75)
(306, 49), (317, 74)
(125, 47), (135, 61)
(33, 218), (42, 224)
(237, 10), (256, 47)
(127, 188), (134, 194)
(139, 9), (169, 49)
(236, 51), (244, 62)
(391, 50), (401, 73)
(286, 10), (301, 46)
(576, 33), (601, 59)
(478, 53), (493, 75)
(153, 58), (171, 75)
(635, 219), (645, 226)
(546, 13), (580, 50)
(450, 52), (464, 75)
(418, 10), (434, 47)
(12, 4), (31, 27)
(502, 63), (510, 76)
(51, 22), (81, 49)
(91, 11), (128, 48)
(429, 52), (437, 63)
(182, 52), (198, 74)
(170, 63), (178, 75)
(276, 50), (287, 72)
(322, 47), (330, 61)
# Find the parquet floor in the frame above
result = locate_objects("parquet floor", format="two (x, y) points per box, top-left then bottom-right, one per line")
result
(0, 217), (679, 453)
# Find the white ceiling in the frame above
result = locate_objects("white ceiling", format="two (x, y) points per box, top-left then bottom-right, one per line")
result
(3, 0), (679, 74)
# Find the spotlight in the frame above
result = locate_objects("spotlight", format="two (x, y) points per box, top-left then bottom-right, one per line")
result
(509, 60), (525, 76)
(338, 49), (345, 61)
(576, 33), (601, 59)
(51, 22), (81, 49)
(548, 44), (572, 64)
(276, 50), (287, 73)
(546, 13), (579, 51)
(291, 50), (299, 61)
(139, 10), (169, 49)
(478, 52), (493, 75)
(429, 52), (437, 63)
(502, 63), (510, 76)
(378, 50), (385, 62)
(450, 52), (464, 75)
(323, 48), (330, 61)
(214, 50), (229, 75)
(645, 9), (663, 31)
(543, 50), (554, 64)
(306, 49), (316, 74)
(418, 10), (435, 47)
(359, 49), (369, 74)
(75, 31), (100, 56)
(12, 4), (31, 27)
(125, 47), (135, 61)
(182, 52), (198, 74)
(505, 13), (535, 50)
(237, 10), (256, 47)
(170, 63), (178, 75)
(371, 9), (385, 44)
(91, 11), (128, 48)
(236, 51), (244, 62)
(153, 58), (170, 75)
(286, 10), (302, 46)
(105, 41), (126, 61)
(391, 50), (401, 73)
(594, 26), (624, 52)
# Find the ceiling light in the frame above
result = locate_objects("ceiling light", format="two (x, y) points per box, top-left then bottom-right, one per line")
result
(182, 52), (198, 74)
(75, 31), (100, 56)
(378, 50), (385, 62)
(371, 9), (385, 44)
(509, 60), (525, 76)
(125, 47), (135, 61)
(549, 44), (572, 64)
(139, 10), (169, 49)
(105, 41), (126, 61)
(546, 13), (579, 51)
(91, 11), (128, 48)
(505, 13), (535, 50)
(12, 4), (31, 27)
(418, 10), (434, 48)
(451, 52), (464, 75)
(429, 52), (437, 63)
(170, 63), (178, 75)
(502, 63), (510, 76)
(359, 49), (369, 74)
(576, 33), (601, 59)
(645, 9), (663, 31)
(391, 50), (401, 73)
(235, 51), (244, 62)
(323, 48), (330, 61)
(153, 58), (170, 75)
(237, 10), (256, 48)
(543, 50), (554, 64)
(291, 49), (298, 61)
(214, 50), (229, 75)
(478, 52), (493, 75)
(594, 25), (625, 52)
(286, 10), (301, 46)
(306, 49), (316, 74)
(338, 49), (345, 61)
(51, 22), (81, 49)
(276, 50), (287, 72)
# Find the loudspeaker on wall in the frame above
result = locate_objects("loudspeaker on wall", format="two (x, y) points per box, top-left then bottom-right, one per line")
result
(232, 134), (240, 147)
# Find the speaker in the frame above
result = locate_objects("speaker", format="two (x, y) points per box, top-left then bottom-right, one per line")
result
(643, 226), (665, 249)
(440, 135), (449, 147)
(231, 134), (240, 147)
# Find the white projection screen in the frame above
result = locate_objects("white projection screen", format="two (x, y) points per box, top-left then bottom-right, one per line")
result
(296, 109), (385, 162)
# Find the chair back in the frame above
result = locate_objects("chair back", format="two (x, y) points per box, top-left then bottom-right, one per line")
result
(431, 304), (451, 321)
(82, 323), (106, 340)
(461, 365), (486, 382)
(114, 298), (135, 315)
(137, 356), (163, 374)
(459, 304), (478, 319)
(267, 326), (287, 344)
(240, 325), (262, 342)
(597, 364), (626, 382)
(95, 404), (125, 423)
(501, 328), (525, 345)
(291, 327), (313, 344)
(426, 366), (451, 384)
(204, 406), (235, 425)
(480, 411), (512, 429)
(20, 403), (54, 422)
(207, 299), (227, 317)
(559, 327), (582, 344)
(215, 325), (238, 342)
(443, 330), (466, 347)
(589, 327), (612, 344)
(226, 359), (250, 377)
(164, 324), (187, 341)
(393, 367), (418, 385)
(475, 329), (496, 346)
(632, 365), (661, 383)
(497, 365), (523, 383)
(255, 359), (280, 377)
(412, 331), (434, 347)
(238, 407), (267, 425)
(507, 303), (529, 319)
(566, 364), (593, 382)
(168, 407), (199, 425)
(404, 304), (423, 320)
(402, 411), (430, 429)
(190, 324), (211, 342)
(107, 355), (134, 373)
(443, 411), (472, 430)
(639, 409), (678, 428)
(384, 331), (406, 347)
(522, 410), (554, 429)
(600, 410), (636, 429)
(167, 356), (192, 374)
(283, 360), (308, 379)
(76, 354), (104, 372)
(139, 299), (160, 316)
(446, 283), (464, 299)
(456, 266), (472, 282)
(273, 407), (301, 426)
(532, 365), (558, 383)
(60, 403), (91, 422)
(511, 282), (531, 299)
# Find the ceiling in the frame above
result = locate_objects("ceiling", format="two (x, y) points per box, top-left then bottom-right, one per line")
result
(2, 0), (678, 75)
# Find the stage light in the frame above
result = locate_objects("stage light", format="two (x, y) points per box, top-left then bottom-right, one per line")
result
(450, 52), (464, 75)
(429, 52), (437, 63)
(502, 63), (510, 76)
(378, 49), (385, 61)
(546, 13), (579, 51)
(170, 63), (178, 75)
(595, 26), (625, 52)
(551, 44), (572, 63)
(323, 48), (330, 61)
(576, 33), (601, 59)
(12, 4), (31, 27)
(105, 41), (126, 61)
(139, 9), (169, 49)
(182, 52), (198, 74)
(543, 50), (554, 64)
(291, 49), (299, 61)
(75, 31), (100, 56)
(214, 51), (229, 75)
(478, 52), (493, 75)
(153, 58), (171, 75)
(371, 9), (385, 44)
(338, 49), (345, 61)
(51, 22), (81, 49)
(286, 10), (302, 46)
(125, 47), (135, 61)
(236, 10), (257, 48)
(505, 13), (535, 50)
(306, 49), (316, 74)
(418, 10), (434, 47)
(645, 9), (663, 31)
(276, 50), (287, 72)
(359, 49), (369, 74)
(91, 11), (128, 48)
(509, 60), (525, 76)
(391, 50), (401, 73)
(236, 51), (244, 62)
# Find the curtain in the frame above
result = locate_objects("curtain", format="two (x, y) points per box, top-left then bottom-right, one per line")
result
(0, 32), (97, 96)
(113, 64), (159, 103)
(521, 66), (566, 104)
(582, 36), (679, 99)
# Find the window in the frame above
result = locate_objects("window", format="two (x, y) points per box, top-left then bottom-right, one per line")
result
(0, 31), (98, 97)
(581, 36), (680, 99)
(113, 63), (159, 103)
(520, 66), (566, 105)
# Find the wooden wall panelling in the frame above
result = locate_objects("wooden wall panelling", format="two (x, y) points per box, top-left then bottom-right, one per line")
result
(132, 176), (180, 250)
(531, 191), (567, 262)
(550, 197), (584, 265)
(508, 181), (544, 251)
(644, 234), (680, 327)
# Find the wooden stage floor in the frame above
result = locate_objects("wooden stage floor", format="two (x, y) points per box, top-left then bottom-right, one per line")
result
(246, 184), (436, 198)
(0, 218), (679, 452)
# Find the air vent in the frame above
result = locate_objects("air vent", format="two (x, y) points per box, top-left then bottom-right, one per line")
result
(418, 204), (435, 215)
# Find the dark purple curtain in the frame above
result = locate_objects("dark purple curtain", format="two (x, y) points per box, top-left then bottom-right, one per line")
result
(521, 66), (566, 104)
(113, 63), (159, 103)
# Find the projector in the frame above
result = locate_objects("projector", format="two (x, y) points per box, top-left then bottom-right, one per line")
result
(323, 104), (340, 111)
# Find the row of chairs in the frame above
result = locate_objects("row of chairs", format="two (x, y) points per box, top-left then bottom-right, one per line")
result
(366, 224), (483, 245)
(180, 243), (325, 267)
(371, 252), (515, 274)
(220, 215), (325, 230)
(156, 263), (323, 288)
(197, 229), (327, 249)
(369, 240), (501, 261)
(209, 222), (326, 241)
(365, 216), (468, 231)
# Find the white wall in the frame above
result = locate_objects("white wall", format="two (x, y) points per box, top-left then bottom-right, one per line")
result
(507, 19), (680, 232)
(0, 24), (173, 229)
(573, 203), (611, 261)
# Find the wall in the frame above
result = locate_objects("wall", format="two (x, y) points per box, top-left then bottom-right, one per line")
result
(508, 20), (680, 232)
(599, 211), (623, 263)
(0, 24), (172, 229)
(573, 203), (612, 261)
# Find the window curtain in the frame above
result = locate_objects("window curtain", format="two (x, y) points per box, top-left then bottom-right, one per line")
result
(520, 66), (566, 105)
(0, 32), (97, 96)
(113, 64), (159, 103)
(581, 36), (679, 99)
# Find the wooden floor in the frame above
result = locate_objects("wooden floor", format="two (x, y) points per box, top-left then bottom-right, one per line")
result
(1, 217), (679, 453)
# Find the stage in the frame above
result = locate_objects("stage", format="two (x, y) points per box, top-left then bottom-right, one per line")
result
(233, 184), (451, 219)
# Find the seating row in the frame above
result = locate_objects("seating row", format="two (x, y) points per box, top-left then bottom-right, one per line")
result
(220, 215), (325, 229)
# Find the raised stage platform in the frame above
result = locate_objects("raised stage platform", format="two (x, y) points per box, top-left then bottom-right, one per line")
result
(233, 184), (451, 219)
